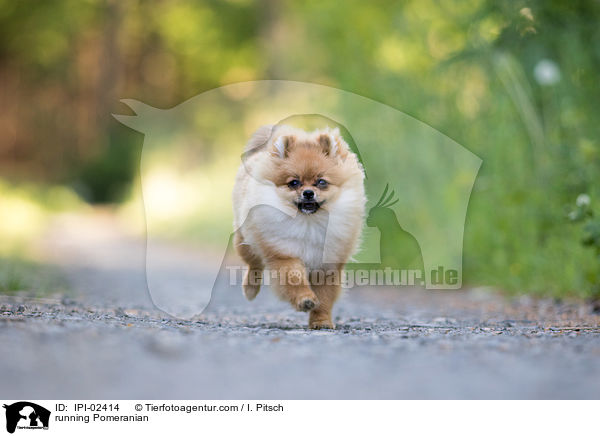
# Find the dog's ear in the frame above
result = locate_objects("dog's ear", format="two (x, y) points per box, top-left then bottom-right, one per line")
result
(318, 127), (348, 159)
(271, 134), (296, 158)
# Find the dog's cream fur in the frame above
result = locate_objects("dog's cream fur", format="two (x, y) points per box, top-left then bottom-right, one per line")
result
(232, 124), (365, 329)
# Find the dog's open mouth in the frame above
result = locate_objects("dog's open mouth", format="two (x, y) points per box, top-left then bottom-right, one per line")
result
(296, 200), (323, 214)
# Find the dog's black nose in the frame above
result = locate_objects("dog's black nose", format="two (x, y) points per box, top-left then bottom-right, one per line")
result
(303, 190), (315, 200)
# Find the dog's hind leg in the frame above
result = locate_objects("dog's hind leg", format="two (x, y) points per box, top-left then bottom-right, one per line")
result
(234, 231), (263, 300)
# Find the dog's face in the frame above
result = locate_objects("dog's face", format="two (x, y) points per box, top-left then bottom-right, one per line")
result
(260, 127), (356, 215)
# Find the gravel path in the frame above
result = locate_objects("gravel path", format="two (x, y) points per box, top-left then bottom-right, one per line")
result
(1, 212), (599, 399)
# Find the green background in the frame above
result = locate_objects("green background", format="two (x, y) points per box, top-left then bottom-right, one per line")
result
(0, 0), (599, 298)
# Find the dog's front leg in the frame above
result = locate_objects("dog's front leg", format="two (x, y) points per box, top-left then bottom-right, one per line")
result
(267, 258), (318, 312)
(308, 266), (342, 329)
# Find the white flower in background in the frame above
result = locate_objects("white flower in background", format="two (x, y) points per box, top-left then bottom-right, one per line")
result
(534, 59), (561, 86)
(576, 193), (591, 207)
(568, 210), (578, 221)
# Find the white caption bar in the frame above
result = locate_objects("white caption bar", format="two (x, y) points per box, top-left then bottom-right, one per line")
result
(0, 400), (597, 435)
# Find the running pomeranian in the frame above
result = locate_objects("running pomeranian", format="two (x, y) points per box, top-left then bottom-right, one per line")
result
(232, 124), (366, 329)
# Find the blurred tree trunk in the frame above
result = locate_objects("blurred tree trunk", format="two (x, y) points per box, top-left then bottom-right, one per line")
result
(77, 0), (122, 157)
(259, 0), (285, 79)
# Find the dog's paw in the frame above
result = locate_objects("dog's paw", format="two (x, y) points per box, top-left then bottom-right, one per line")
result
(309, 319), (335, 330)
(298, 297), (317, 312)
(309, 310), (334, 329)
(242, 283), (260, 301)
(293, 291), (318, 312)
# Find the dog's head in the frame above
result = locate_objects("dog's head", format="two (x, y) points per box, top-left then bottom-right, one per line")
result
(255, 125), (363, 215)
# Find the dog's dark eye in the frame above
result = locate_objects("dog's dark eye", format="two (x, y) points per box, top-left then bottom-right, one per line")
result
(287, 179), (301, 189)
(315, 179), (328, 188)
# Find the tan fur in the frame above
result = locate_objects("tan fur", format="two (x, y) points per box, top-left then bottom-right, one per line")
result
(232, 124), (366, 329)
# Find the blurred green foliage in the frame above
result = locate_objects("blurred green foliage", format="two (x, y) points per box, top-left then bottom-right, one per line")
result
(0, 0), (599, 297)
(569, 194), (600, 299)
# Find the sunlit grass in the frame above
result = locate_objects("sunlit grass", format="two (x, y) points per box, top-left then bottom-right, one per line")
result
(0, 257), (70, 297)
(0, 179), (86, 257)
(0, 180), (83, 296)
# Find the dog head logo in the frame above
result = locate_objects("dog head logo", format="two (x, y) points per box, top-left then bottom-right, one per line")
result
(3, 402), (50, 433)
(114, 80), (481, 319)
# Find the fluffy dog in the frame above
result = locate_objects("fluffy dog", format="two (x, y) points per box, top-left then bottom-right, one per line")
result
(232, 124), (366, 329)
